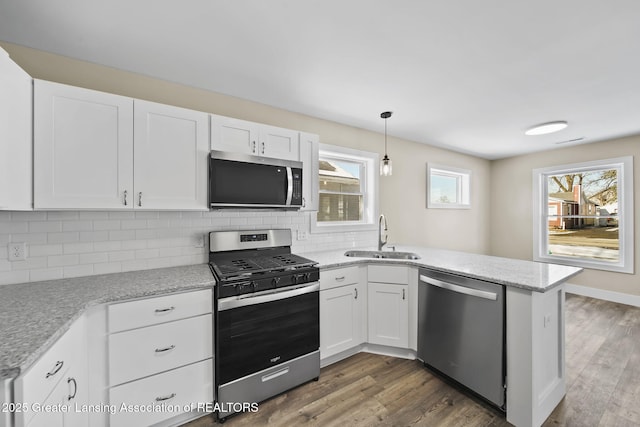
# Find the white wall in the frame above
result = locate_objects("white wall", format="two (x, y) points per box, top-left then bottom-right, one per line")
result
(490, 135), (640, 296)
(0, 42), (491, 286)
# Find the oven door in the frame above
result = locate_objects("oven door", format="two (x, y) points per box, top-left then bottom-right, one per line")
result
(216, 283), (319, 385)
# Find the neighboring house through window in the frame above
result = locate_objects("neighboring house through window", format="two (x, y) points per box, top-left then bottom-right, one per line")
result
(312, 144), (378, 233)
(533, 156), (634, 273)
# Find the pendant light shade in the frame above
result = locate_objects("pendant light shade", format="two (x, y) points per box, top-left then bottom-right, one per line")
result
(380, 111), (393, 176)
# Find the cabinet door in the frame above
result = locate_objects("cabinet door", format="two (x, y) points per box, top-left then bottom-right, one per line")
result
(210, 114), (259, 155)
(34, 80), (134, 209)
(299, 132), (319, 211)
(260, 125), (299, 160)
(133, 100), (208, 210)
(368, 283), (409, 348)
(0, 47), (32, 211)
(320, 283), (364, 359)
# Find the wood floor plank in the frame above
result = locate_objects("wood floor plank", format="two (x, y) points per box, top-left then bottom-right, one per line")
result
(186, 294), (640, 427)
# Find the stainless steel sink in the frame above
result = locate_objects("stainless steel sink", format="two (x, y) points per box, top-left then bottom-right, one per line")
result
(344, 250), (421, 260)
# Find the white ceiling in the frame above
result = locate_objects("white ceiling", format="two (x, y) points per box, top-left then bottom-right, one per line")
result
(1, 0), (639, 159)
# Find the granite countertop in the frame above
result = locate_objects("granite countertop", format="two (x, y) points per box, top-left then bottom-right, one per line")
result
(0, 264), (215, 381)
(301, 245), (583, 292)
(0, 246), (582, 383)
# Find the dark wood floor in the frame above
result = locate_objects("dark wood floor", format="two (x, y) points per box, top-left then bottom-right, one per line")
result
(187, 294), (640, 426)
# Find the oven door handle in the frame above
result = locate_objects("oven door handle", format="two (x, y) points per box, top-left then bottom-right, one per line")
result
(218, 282), (319, 311)
(285, 166), (293, 205)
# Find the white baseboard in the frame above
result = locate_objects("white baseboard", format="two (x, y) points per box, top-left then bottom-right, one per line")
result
(565, 283), (640, 308)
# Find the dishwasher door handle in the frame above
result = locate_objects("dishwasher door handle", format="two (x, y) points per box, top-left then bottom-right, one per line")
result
(419, 275), (498, 301)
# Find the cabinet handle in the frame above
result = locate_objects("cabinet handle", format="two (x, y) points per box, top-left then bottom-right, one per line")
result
(252, 141), (256, 153)
(155, 306), (175, 313)
(123, 190), (128, 206)
(261, 141), (265, 154)
(138, 192), (142, 207)
(302, 197), (306, 208)
(354, 288), (358, 300)
(155, 344), (176, 353)
(67, 377), (77, 401)
(45, 361), (64, 379)
(155, 393), (176, 402)
(402, 289), (406, 300)
(335, 276), (345, 282)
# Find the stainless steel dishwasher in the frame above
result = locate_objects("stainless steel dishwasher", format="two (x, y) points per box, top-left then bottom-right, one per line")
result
(418, 268), (506, 410)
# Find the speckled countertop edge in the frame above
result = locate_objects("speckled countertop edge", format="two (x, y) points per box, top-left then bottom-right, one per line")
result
(0, 264), (215, 381)
(301, 245), (583, 292)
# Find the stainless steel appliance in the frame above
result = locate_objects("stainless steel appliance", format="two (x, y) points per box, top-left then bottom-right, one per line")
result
(418, 268), (506, 410)
(208, 229), (320, 422)
(209, 150), (303, 209)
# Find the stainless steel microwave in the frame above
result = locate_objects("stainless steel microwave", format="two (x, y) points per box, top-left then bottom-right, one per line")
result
(209, 150), (303, 209)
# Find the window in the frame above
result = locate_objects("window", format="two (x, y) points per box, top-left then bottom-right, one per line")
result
(533, 156), (634, 273)
(312, 144), (378, 232)
(427, 164), (471, 209)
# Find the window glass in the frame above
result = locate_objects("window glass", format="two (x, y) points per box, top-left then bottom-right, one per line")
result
(427, 164), (471, 209)
(533, 157), (633, 273)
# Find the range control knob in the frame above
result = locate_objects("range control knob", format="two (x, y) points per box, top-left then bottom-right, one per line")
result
(271, 277), (281, 287)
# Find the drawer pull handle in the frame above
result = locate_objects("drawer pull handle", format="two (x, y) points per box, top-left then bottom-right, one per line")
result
(155, 306), (175, 313)
(335, 276), (345, 281)
(138, 192), (143, 207)
(155, 393), (176, 402)
(45, 361), (64, 379)
(354, 288), (358, 299)
(155, 344), (176, 353)
(123, 190), (128, 206)
(262, 367), (290, 382)
(67, 377), (77, 401)
(402, 289), (406, 300)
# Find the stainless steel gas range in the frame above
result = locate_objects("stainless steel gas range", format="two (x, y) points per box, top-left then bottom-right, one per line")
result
(208, 229), (320, 422)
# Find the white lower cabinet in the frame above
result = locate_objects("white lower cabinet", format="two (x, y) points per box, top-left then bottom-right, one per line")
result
(13, 317), (87, 427)
(319, 266), (366, 360)
(367, 265), (410, 348)
(107, 289), (214, 427)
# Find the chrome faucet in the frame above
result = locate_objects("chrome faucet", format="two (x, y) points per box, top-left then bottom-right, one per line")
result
(378, 214), (388, 251)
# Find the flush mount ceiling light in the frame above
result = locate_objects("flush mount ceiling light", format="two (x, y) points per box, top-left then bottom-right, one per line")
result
(380, 111), (393, 176)
(524, 121), (568, 136)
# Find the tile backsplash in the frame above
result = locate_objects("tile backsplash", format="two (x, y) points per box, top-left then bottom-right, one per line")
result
(0, 210), (376, 286)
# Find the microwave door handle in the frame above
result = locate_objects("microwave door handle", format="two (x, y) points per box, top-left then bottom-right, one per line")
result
(285, 166), (293, 205)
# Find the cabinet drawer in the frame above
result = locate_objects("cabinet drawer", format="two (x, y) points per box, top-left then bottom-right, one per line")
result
(368, 265), (410, 284)
(109, 314), (212, 386)
(15, 317), (85, 426)
(108, 289), (212, 333)
(320, 266), (359, 291)
(109, 359), (213, 427)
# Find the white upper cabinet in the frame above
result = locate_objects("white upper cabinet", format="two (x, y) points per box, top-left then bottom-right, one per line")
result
(0, 47), (33, 210)
(298, 132), (319, 211)
(34, 80), (134, 209)
(34, 80), (209, 210)
(133, 100), (208, 210)
(210, 114), (299, 161)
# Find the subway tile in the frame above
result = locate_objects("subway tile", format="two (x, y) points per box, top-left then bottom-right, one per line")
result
(108, 251), (136, 262)
(121, 259), (148, 272)
(93, 220), (121, 231)
(94, 241), (122, 252)
(47, 211), (80, 220)
(29, 267), (64, 282)
(94, 262), (122, 275)
(10, 233), (48, 244)
(28, 244), (63, 257)
(109, 230), (136, 241)
(79, 252), (109, 265)
(121, 240), (147, 250)
(135, 229), (157, 240)
(62, 220), (94, 232)
(0, 270), (29, 285)
(48, 232), (80, 244)
(63, 242), (94, 254)
(108, 211), (135, 220)
(134, 211), (159, 219)
(121, 219), (148, 230)
(11, 257), (48, 270)
(135, 248), (160, 260)
(0, 221), (28, 233)
(63, 264), (94, 278)
(79, 211), (110, 220)
(79, 231), (109, 242)
(48, 254), (79, 267)
(11, 212), (47, 221)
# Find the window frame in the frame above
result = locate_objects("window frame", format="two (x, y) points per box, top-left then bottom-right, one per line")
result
(427, 163), (471, 209)
(532, 156), (634, 274)
(311, 144), (379, 233)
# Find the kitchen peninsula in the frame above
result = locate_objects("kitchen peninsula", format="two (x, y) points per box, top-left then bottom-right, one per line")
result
(0, 246), (581, 427)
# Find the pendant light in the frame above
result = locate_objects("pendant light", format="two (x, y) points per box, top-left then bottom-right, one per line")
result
(380, 111), (393, 176)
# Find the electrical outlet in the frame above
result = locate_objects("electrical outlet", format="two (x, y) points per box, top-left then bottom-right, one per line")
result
(297, 230), (308, 241)
(543, 313), (552, 327)
(8, 242), (27, 261)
